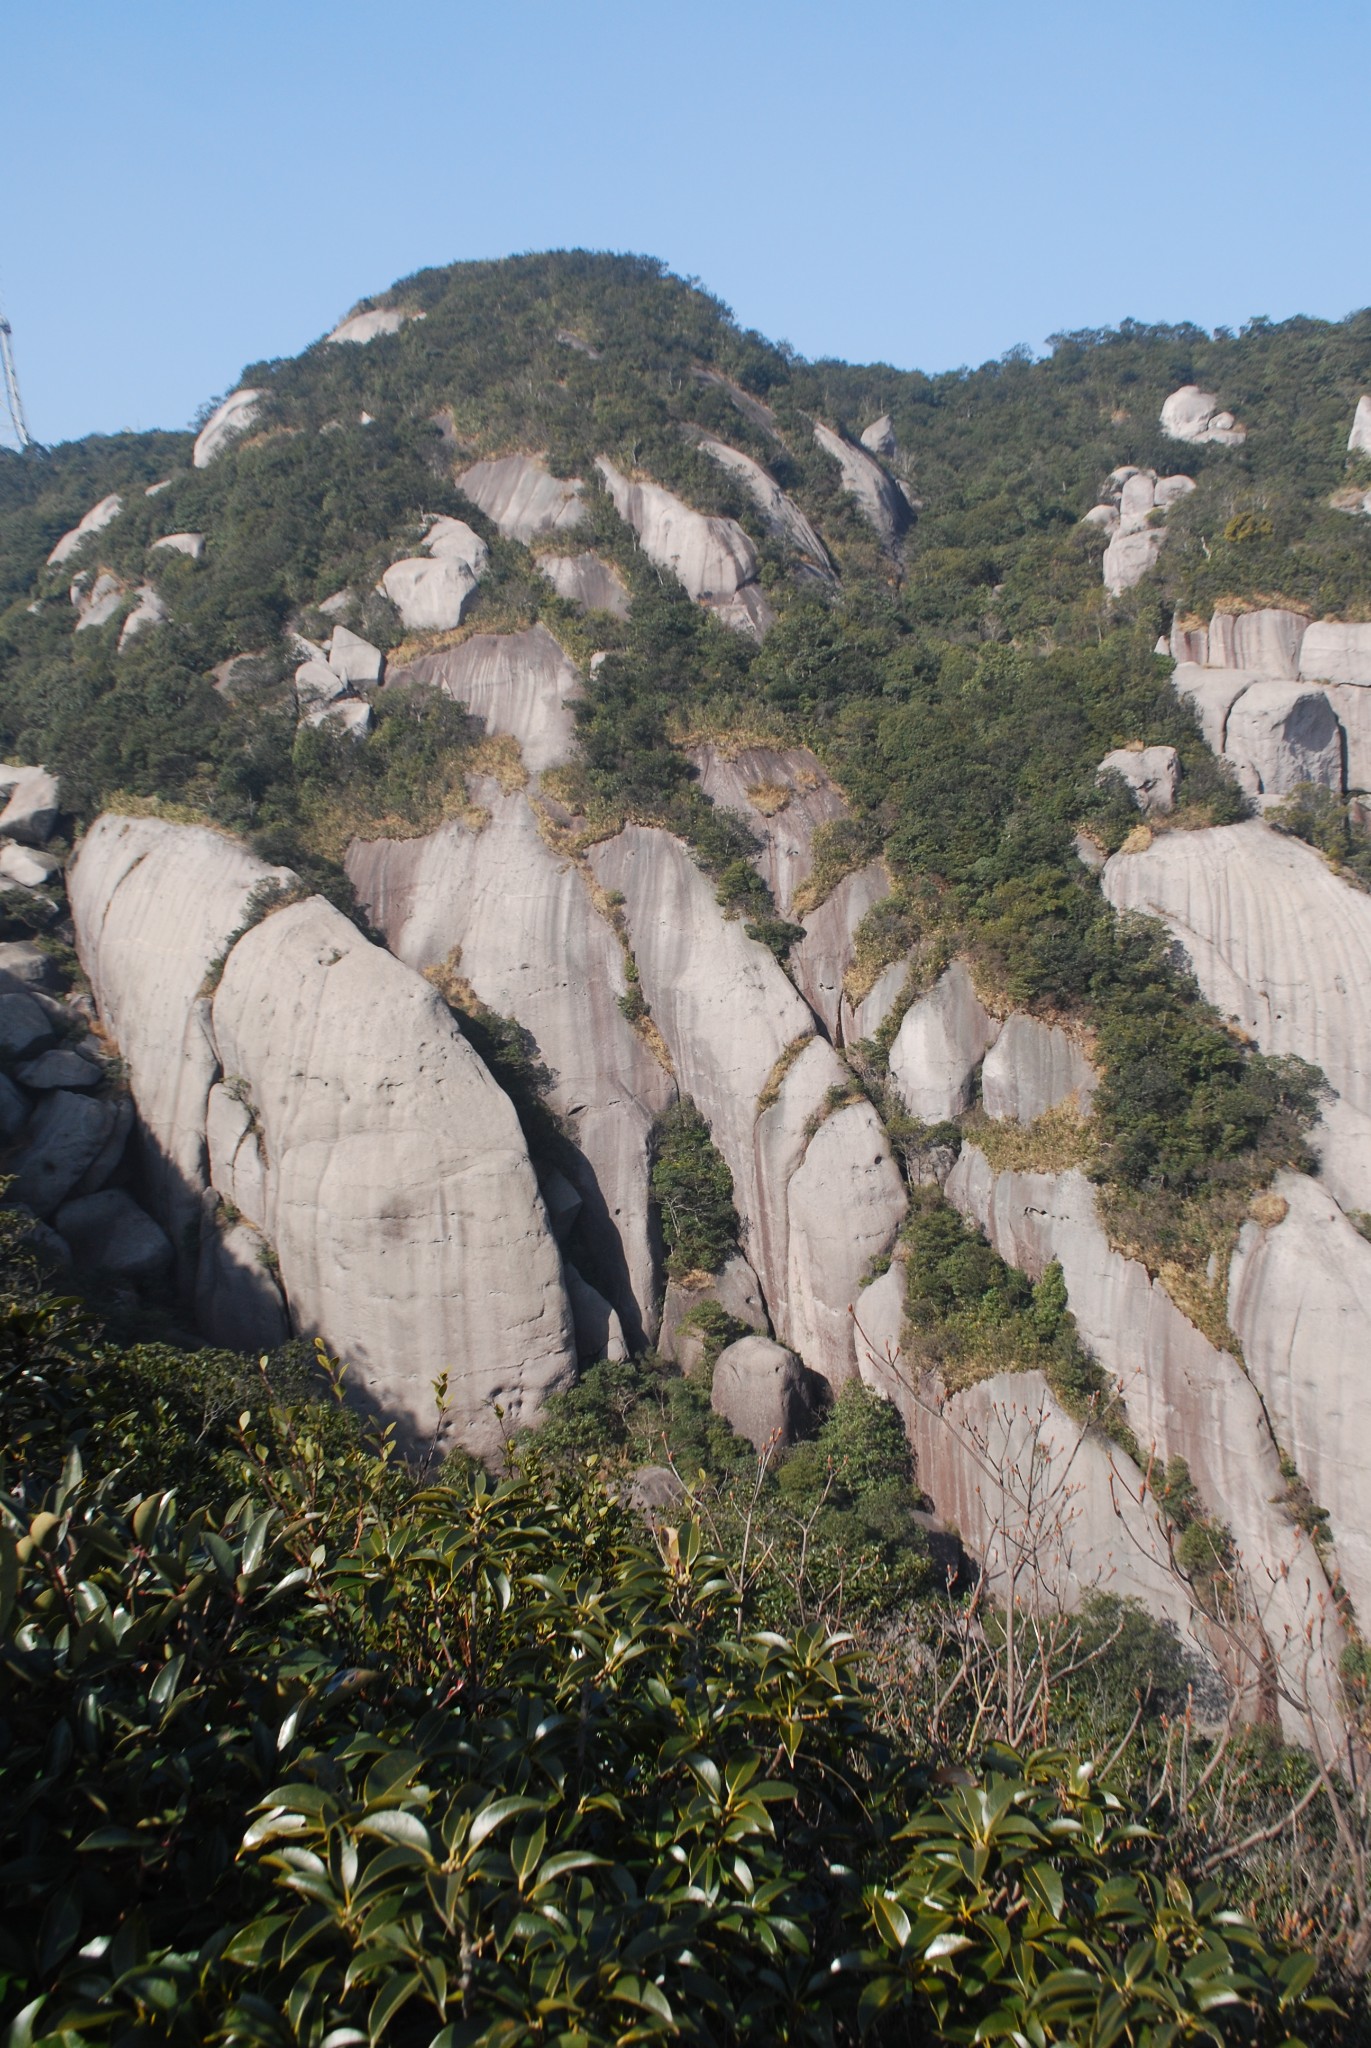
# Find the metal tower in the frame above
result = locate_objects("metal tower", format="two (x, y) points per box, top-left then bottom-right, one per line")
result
(0, 299), (31, 450)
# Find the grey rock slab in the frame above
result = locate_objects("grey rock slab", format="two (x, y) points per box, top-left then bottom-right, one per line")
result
(294, 658), (347, 713)
(392, 624), (581, 772)
(0, 992), (56, 1059)
(117, 585), (169, 650)
(595, 457), (763, 631)
(16, 1048), (103, 1092)
(860, 413), (897, 458)
(1223, 682), (1344, 796)
(888, 963), (999, 1122)
(627, 1465), (684, 1515)
(74, 1092), (133, 1196)
(196, 1210), (290, 1351)
(304, 699), (372, 739)
(1097, 745), (1179, 814)
(540, 1168), (583, 1244)
(659, 1252), (771, 1367)
(1299, 622), (1371, 687)
(0, 941), (62, 989)
(792, 863), (890, 1042)
(711, 1335), (824, 1451)
(211, 895), (576, 1460)
(1160, 385), (1246, 445)
(1082, 503), (1118, 531)
(327, 626), (384, 687)
(0, 843), (60, 889)
(206, 1081), (269, 1227)
(840, 955), (910, 1047)
(424, 517), (490, 572)
(1103, 523), (1165, 594)
(349, 791), (673, 1345)
(1230, 1172), (1371, 1618)
(980, 1014), (1096, 1123)
(458, 453), (586, 543)
(1325, 684), (1371, 790)
(326, 307), (420, 344)
(812, 421), (909, 545)
(684, 742), (847, 918)
(947, 1144), (1343, 1749)
(193, 390), (264, 468)
(564, 1261), (628, 1363)
(379, 556), (479, 633)
(47, 492), (124, 568)
(10, 1089), (118, 1217)
(1207, 608), (1308, 678)
(1171, 662), (1261, 753)
(0, 1071), (30, 1139)
(152, 532), (204, 560)
(697, 435), (835, 583)
(537, 550), (631, 618)
(1350, 396), (1371, 456)
(782, 1097), (906, 1389)
(55, 1189), (173, 1283)
(68, 814), (296, 1246)
(72, 573), (125, 632)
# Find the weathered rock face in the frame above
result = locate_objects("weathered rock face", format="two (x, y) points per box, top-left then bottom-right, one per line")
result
(1325, 683), (1371, 791)
(1299, 622), (1371, 687)
(380, 519), (489, 634)
(193, 389), (264, 468)
(791, 864), (891, 1042)
(196, 1213), (290, 1353)
(68, 815), (294, 1245)
(1208, 608), (1308, 678)
(347, 789), (675, 1346)
(1097, 745), (1179, 814)
(457, 454), (586, 544)
(47, 492), (124, 567)
(711, 1335), (824, 1450)
(659, 1253), (770, 1368)
(390, 624), (581, 772)
(1348, 395), (1371, 456)
(55, 1190), (172, 1284)
(152, 531), (205, 561)
(594, 457), (770, 638)
(685, 743), (846, 916)
(10, 1091), (123, 1219)
(980, 1015), (1096, 1123)
(812, 421), (909, 546)
(326, 307), (420, 345)
(72, 572), (125, 632)
(564, 1262), (628, 1364)
(1102, 523), (1165, 595)
(211, 895), (575, 1457)
(1160, 386), (1246, 445)
(589, 826), (904, 1386)
(697, 435), (835, 583)
(537, 551), (630, 618)
(947, 1145), (1344, 1747)
(327, 626), (384, 687)
(888, 963), (999, 1122)
(0, 766), (60, 846)
(1102, 820), (1371, 1211)
(1230, 1172), (1371, 1619)
(860, 414), (896, 458)
(118, 586), (169, 651)
(1223, 682), (1344, 796)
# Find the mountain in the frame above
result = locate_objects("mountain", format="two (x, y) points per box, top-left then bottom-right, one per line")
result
(2, 249), (1371, 1744)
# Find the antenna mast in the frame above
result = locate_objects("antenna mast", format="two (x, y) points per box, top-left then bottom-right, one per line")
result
(0, 300), (31, 450)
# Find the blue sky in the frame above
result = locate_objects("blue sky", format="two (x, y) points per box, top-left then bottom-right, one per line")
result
(5, 0), (1368, 447)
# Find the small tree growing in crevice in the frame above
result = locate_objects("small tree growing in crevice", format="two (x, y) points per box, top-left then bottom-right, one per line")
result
(650, 1098), (739, 1279)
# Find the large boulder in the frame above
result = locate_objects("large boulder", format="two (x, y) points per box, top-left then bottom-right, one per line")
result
(458, 453), (586, 543)
(1348, 396), (1371, 457)
(1102, 524), (1165, 594)
(1223, 682), (1344, 796)
(659, 1252), (770, 1367)
(389, 624), (580, 772)
(1160, 386), (1245, 445)
(711, 1335), (823, 1451)
(55, 1190), (173, 1284)
(791, 864), (891, 1042)
(196, 1211), (290, 1352)
(326, 307), (420, 345)
(1097, 745), (1179, 813)
(210, 894), (576, 1458)
(859, 414), (896, 458)
(537, 551), (630, 618)
(0, 991), (56, 1058)
(1230, 1172), (1371, 1618)
(117, 585), (169, 650)
(697, 436), (835, 584)
(1102, 820), (1371, 1212)
(46, 492), (124, 568)
(327, 625), (384, 687)
(72, 573), (125, 632)
(812, 421), (909, 545)
(380, 519), (488, 635)
(1299, 622), (1371, 687)
(980, 1015), (1096, 1123)
(1208, 608), (1308, 678)
(595, 457), (770, 638)
(888, 962), (999, 1122)
(193, 389), (263, 468)
(348, 788), (675, 1347)
(152, 532), (204, 561)
(10, 1090), (122, 1219)
(68, 814), (295, 1247)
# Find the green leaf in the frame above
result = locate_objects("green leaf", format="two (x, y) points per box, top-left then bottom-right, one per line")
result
(468, 1795), (546, 1849)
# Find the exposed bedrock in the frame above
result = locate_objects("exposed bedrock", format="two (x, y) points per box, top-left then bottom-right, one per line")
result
(1222, 682), (1344, 796)
(1097, 745), (1179, 814)
(47, 492), (124, 568)
(457, 453), (587, 544)
(659, 1253), (770, 1369)
(1351, 396), (1371, 456)
(326, 307), (421, 345)
(193, 389), (264, 468)
(979, 1015), (1096, 1123)
(68, 815), (294, 1253)
(589, 825), (904, 1386)
(888, 962), (1000, 1122)
(1230, 1171), (1371, 1618)
(388, 623), (581, 771)
(1160, 386), (1246, 446)
(686, 743), (847, 916)
(811, 421), (908, 546)
(696, 435), (836, 584)
(211, 896), (575, 1457)
(1299, 622), (1371, 687)
(594, 457), (771, 638)
(791, 864), (891, 1042)
(537, 551), (631, 618)
(946, 1144), (1344, 1746)
(1103, 821), (1371, 1211)
(712, 1335), (825, 1451)
(347, 788), (674, 1346)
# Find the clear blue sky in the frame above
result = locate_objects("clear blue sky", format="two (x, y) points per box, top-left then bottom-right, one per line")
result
(5, 0), (1368, 447)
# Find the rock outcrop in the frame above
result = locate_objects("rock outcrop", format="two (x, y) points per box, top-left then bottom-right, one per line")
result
(388, 623), (580, 772)
(118, 586), (169, 650)
(0, 766), (60, 846)
(1222, 682), (1344, 797)
(595, 457), (772, 638)
(1160, 387), (1246, 445)
(685, 744), (846, 916)
(193, 389), (264, 468)
(1102, 820), (1371, 1211)
(47, 493), (123, 568)
(457, 454), (586, 543)
(72, 572), (125, 633)
(210, 895), (576, 1455)
(947, 1145), (1344, 1746)
(711, 1335), (824, 1450)
(1348, 395), (1371, 456)
(1299, 622), (1371, 687)
(347, 787), (675, 1346)
(326, 307), (421, 345)
(980, 1016), (1096, 1123)
(812, 422), (908, 546)
(1230, 1172), (1371, 1618)
(888, 963), (999, 1122)
(1094, 470), (1193, 594)
(152, 532), (205, 561)
(1097, 745), (1179, 814)
(697, 436), (835, 584)
(380, 518), (489, 634)
(860, 414), (896, 458)
(537, 551), (630, 618)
